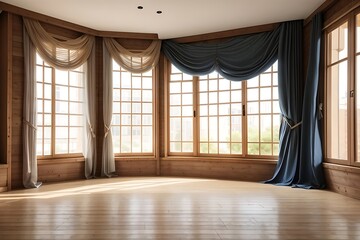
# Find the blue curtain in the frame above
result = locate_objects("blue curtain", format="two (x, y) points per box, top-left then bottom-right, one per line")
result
(162, 27), (280, 81)
(295, 14), (326, 189)
(163, 20), (324, 189)
(265, 21), (303, 186)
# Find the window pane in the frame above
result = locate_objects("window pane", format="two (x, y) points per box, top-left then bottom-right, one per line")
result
(219, 116), (230, 142)
(329, 22), (348, 64)
(327, 62), (348, 160)
(200, 117), (208, 141)
(170, 142), (181, 152)
(69, 127), (83, 153)
(69, 72), (83, 87)
(182, 118), (193, 141)
(44, 84), (52, 99)
(55, 69), (68, 85)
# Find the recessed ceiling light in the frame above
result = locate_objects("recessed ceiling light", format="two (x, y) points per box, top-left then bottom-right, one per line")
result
(137, 6), (143, 10)
(156, 10), (162, 14)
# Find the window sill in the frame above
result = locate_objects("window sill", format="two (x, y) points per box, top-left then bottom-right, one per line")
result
(115, 156), (157, 161)
(0, 164), (8, 169)
(37, 157), (85, 165)
(160, 156), (277, 165)
(323, 162), (360, 174)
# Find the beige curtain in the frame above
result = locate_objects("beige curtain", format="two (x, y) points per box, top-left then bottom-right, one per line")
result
(23, 26), (42, 188)
(103, 38), (161, 74)
(23, 17), (96, 184)
(23, 18), (95, 70)
(84, 45), (97, 179)
(101, 44), (116, 177)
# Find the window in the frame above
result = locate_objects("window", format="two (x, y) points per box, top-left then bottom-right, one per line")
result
(36, 53), (85, 158)
(168, 62), (280, 158)
(111, 60), (154, 155)
(326, 22), (348, 161)
(325, 10), (360, 166)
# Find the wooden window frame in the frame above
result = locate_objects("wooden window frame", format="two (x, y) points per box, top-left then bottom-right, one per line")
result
(324, 8), (360, 168)
(166, 59), (279, 160)
(36, 53), (85, 160)
(111, 60), (157, 157)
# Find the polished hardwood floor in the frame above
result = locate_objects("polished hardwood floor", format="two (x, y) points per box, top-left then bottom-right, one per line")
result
(0, 177), (359, 240)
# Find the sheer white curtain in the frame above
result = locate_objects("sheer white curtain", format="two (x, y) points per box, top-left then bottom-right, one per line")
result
(23, 18), (94, 70)
(103, 38), (161, 74)
(84, 45), (97, 178)
(23, 18), (96, 186)
(101, 44), (115, 177)
(23, 26), (42, 188)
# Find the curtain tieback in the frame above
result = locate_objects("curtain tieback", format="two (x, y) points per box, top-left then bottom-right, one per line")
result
(317, 103), (323, 120)
(88, 122), (96, 138)
(23, 119), (37, 130)
(282, 116), (302, 130)
(104, 124), (111, 138)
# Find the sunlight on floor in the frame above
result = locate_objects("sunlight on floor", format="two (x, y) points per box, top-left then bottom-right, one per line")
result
(0, 177), (214, 200)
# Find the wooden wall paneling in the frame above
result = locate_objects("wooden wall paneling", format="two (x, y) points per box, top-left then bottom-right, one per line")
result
(172, 22), (280, 43)
(38, 161), (85, 183)
(6, 12), (12, 190)
(0, 12), (8, 165)
(324, 0), (360, 29)
(115, 160), (157, 176)
(157, 53), (167, 174)
(11, 14), (23, 189)
(0, 166), (8, 192)
(0, 11), (12, 191)
(324, 163), (360, 200)
(160, 158), (276, 182)
(99, 31), (158, 40)
(95, 36), (103, 177)
(304, 0), (337, 26)
(155, 55), (160, 175)
(0, 1), (98, 36)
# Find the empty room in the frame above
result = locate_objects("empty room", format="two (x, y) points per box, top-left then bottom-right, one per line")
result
(0, 0), (360, 239)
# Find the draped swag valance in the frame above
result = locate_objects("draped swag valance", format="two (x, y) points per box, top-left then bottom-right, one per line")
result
(103, 38), (161, 74)
(23, 18), (95, 70)
(162, 27), (281, 81)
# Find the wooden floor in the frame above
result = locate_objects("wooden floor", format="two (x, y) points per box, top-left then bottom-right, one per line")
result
(0, 177), (359, 240)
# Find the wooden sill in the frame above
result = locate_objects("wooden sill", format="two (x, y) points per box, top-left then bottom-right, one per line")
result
(160, 156), (278, 165)
(37, 157), (85, 165)
(115, 156), (157, 161)
(0, 164), (8, 169)
(323, 162), (360, 174)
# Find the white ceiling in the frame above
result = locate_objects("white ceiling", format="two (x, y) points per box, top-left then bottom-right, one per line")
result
(1, 0), (325, 39)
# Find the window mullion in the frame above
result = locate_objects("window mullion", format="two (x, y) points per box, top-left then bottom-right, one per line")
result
(242, 80), (247, 157)
(51, 66), (55, 157)
(349, 14), (356, 165)
(193, 76), (199, 157)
